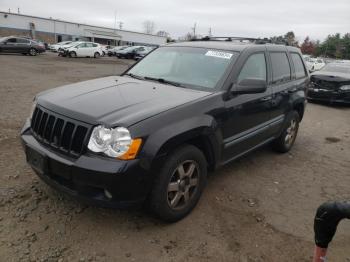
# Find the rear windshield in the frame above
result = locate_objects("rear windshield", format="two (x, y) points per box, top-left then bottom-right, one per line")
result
(321, 64), (350, 74)
(127, 46), (238, 90)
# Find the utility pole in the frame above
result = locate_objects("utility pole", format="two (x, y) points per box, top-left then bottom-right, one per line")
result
(17, 7), (20, 14)
(192, 22), (197, 38)
(114, 10), (117, 32)
(208, 27), (212, 37)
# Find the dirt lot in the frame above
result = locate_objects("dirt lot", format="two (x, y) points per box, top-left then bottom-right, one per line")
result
(0, 52), (349, 262)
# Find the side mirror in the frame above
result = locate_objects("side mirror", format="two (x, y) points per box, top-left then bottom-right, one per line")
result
(231, 78), (267, 94)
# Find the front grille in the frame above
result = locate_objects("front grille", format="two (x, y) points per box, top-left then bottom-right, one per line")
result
(31, 106), (91, 157)
(311, 77), (340, 90)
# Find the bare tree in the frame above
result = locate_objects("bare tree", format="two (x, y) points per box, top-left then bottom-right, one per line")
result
(143, 20), (156, 34)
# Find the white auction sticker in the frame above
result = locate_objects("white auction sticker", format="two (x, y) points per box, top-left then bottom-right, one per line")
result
(205, 50), (233, 59)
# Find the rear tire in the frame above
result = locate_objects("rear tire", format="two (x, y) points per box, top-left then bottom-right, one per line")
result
(272, 111), (300, 153)
(29, 48), (37, 56)
(94, 52), (100, 58)
(150, 145), (207, 222)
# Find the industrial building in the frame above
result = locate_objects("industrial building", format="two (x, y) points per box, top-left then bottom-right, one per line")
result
(0, 11), (167, 46)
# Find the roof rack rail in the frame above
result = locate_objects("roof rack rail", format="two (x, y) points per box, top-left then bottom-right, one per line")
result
(194, 36), (289, 45)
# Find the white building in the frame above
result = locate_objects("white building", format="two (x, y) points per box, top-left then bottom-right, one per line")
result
(0, 11), (167, 46)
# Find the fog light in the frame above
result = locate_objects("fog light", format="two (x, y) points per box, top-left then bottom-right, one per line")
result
(104, 189), (113, 199)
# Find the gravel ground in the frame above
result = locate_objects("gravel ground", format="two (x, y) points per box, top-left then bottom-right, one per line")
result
(0, 52), (349, 262)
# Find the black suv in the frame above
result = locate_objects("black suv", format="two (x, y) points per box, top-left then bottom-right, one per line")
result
(0, 36), (45, 56)
(21, 40), (308, 222)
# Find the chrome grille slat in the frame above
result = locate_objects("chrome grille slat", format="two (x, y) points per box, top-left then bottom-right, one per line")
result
(30, 106), (90, 157)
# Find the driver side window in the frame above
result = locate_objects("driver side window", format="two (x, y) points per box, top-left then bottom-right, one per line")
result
(238, 53), (267, 83)
(7, 38), (17, 43)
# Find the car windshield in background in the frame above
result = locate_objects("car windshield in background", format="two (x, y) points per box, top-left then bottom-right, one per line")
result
(127, 47), (238, 89)
(321, 64), (350, 74)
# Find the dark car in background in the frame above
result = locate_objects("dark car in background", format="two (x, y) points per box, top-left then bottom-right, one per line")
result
(308, 63), (350, 104)
(0, 36), (45, 56)
(116, 46), (147, 59)
(134, 46), (155, 60)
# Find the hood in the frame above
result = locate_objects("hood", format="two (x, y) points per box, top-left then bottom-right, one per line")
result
(311, 71), (350, 82)
(37, 76), (211, 127)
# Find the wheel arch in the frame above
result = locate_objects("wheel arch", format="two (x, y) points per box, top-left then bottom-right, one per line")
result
(293, 101), (305, 121)
(139, 115), (222, 172)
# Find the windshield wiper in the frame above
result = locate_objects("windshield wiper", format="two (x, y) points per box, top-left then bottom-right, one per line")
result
(144, 76), (184, 87)
(124, 73), (144, 80)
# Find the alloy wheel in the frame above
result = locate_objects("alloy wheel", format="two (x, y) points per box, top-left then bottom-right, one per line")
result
(285, 119), (297, 147)
(167, 160), (199, 210)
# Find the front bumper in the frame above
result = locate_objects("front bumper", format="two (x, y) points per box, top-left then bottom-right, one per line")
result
(21, 120), (152, 208)
(307, 88), (350, 104)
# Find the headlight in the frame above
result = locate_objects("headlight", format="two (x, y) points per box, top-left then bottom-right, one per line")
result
(87, 126), (142, 159)
(340, 85), (350, 91)
(29, 99), (37, 120)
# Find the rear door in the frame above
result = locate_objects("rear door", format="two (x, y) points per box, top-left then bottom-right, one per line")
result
(267, 47), (302, 136)
(85, 43), (94, 56)
(16, 38), (31, 53)
(222, 46), (273, 163)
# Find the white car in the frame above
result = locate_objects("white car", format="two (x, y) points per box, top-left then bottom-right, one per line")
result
(49, 41), (73, 52)
(67, 42), (103, 58)
(100, 45), (115, 56)
(304, 57), (325, 72)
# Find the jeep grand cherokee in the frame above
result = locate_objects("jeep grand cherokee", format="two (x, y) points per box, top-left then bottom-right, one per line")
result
(21, 40), (308, 222)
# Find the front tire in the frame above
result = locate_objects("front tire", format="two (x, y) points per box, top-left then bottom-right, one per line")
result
(272, 111), (300, 153)
(69, 51), (77, 58)
(150, 145), (207, 222)
(29, 48), (37, 56)
(94, 52), (100, 58)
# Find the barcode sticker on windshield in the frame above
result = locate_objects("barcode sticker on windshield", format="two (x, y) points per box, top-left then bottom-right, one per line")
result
(205, 50), (233, 59)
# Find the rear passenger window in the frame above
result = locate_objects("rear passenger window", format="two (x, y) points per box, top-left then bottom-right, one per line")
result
(270, 52), (291, 84)
(17, 38), (30, 44)
(291, 53), (307, 78)
(238, 53), (266, 83)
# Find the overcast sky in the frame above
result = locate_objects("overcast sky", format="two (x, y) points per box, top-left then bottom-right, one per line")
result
(2, 0), (350, 41)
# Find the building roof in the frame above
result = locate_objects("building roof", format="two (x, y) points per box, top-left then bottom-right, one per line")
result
(0, 11), (166, 39)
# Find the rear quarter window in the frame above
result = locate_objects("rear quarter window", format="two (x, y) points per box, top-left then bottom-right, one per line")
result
(291, 53), (307, 79)
(270, 52), (291, 84)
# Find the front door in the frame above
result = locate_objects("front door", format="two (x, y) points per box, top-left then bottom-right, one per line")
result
(2, 37), (17, 52)
(222, 49), (272, 163)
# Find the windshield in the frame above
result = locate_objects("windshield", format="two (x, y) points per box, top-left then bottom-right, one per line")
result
(126, 46), (238, 89)
(321, 64), (350, 74)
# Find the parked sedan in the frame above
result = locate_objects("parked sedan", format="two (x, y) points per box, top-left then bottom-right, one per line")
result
(49, 41), (73, 52)
(308, 63), (350, 104)
(134, 46), (155, 60)
(0, 36), (45, 56)
(116, 46), (146, 59)
(100, 45), (114, 56)
(107, 46), (128, 56)
(66, 42), (103, 58)
(305, 57), (325, 72)
(58, 41), (83, 57)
